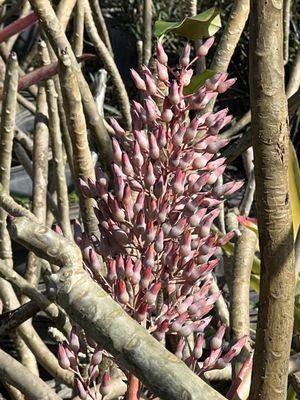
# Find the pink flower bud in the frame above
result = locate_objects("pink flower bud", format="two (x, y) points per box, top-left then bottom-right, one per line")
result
(145, 74), (157, 96)
(173, 170), (186, 195)
(161, 108), (173, 123)
(155, 229), (164, 252)
(184, 116), (199, 143)
(149, 133), (160, 159)
(222, 335), (248, 363)
(135, 302), (148, 322)
(182, 69), (193, 87)
(198, 209), (220, 237)
(175, 338), (186, 359)
(192, 152), (214, 169)
(217, 78), (236, 93)
(58, 343), (70, 369)
(210, 324), (226, 350)
(156, 41), (168, 65)
(91, 345), (103, 365)
(132, 141), (144, 172)
(111, 224), (129, 245)
(88, 364), (100, 382)
(133, 130), (149, 152)
(141, 266), (152, 289)
(154, 319), (169, 341)
(112, 138), (122, 164)
(144, 220), (157, 244)
(111, 198), (126, 222)
(144, 281), (161, 305)
(207, 165), (226, 185)
(117, 279), (129, 304)
(177, 295), (194, 314)
(193, 335), (204, 359)
(169, 81), (180, 105)
(116, 255), (125, 279)
(169, 217), (187, 238)
(122, 152), (134, 176)
(154, 175), (164, 199)
(217, 231), (234, 246)
(157, 125), (167, 147)
(172, 123), (186, 147)
(180, 231), (191, 257)
(144, 98), (158, 123)
(107, 259), (117, 283)
(180, 43), (191, 67)
(74, 378), (87, 400)
(100, 373), (111, 396)
(145, 160), (156, 188)
(170, 313), (188, 332)
(144, 243), (155, 268)
(79, 179), (92, 198)
(197, 36), (215, 57)
(70, 326), (80, 353)
(110, 117), (125, 137)
(131, 259), (142, 285)
(133, 191), (145, 215)
(130, 68), (146, 91)
(157, 61), (169, 83)
(125, 257), (134, 278)
(169, 148), (181, 170)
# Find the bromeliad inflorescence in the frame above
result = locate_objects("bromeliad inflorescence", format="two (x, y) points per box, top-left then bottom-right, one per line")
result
(60, 38), (247, 398)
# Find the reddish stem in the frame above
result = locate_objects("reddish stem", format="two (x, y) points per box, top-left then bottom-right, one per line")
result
(0, 12), (37, 44)
(126, 373), (140, 400)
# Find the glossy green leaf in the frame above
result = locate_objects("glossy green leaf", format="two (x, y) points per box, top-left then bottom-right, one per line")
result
(183, 69), (216, 95)
(154, 8), (221, 40)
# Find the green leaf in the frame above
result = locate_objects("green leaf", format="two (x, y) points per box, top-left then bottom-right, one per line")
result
(250, 274), (260, 294)
(288, 141), (300, 239)
(183, 69), (216, 95)
(154, 8), (221, 40)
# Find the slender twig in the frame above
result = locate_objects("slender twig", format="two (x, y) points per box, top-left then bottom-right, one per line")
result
(88, 0), (113, 54)
(0, 348), (61, 400)
(14, 127), (33, 153)
(239, 147), (255, 216)
(83, 0), (131, 130)
(73, 0), (84, 57)
(230, 225), (256, 376)
(41, 41), (73, 239)
(56, 0), (77, 32)
(283, 0), (291, 65)
(0, 301), (39, 337)
(0, 260), (72, 337)
(6, 1), (32, 52)
(58, 50), (98, 236)
(205, 0), (250, 112)
(142, 0), (152, 66)
(16, 92), (36, 114)
(13, 142), (59, 218)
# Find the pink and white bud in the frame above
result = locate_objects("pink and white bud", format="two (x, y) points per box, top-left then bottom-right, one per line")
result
(88, 364), (99, 382)
(157, 61), (169, 83)
(74, 378), (87, 400)
(180, 43), (191, 67)
(154, 319), (169, 341)
(169, 81), (180, 105)
(169, 217), (187, 238)
(107, 259), (117, 284)
(157, 125), (167, 147)
(131, 259), (142, 285)
(182, 69), (193, 87)
(91, 345), (103, 365)
(217, 78), (237, 93)
(100, 373), (111, 396)
(175, 338), (186, 359)
(144, 244), (155, 268)
(133, 191), (145, 214)
(154, 229), (164, 253)
(207, 165), (226, 185)
(122, 152), (134, 177)
(110, 117), (126, 137)
(173, 170), (186, 195)
(144, 281), (161, 305)
(161, 108), (173, 123)
(210, 324), (226, 350)
(135, 302), (148, 322)
(222, 335), (248, 363)
(133, 130), (149, 152)
(180, 230), (192, 257)
(125, 257), (134, 278)
(58, 343), (70, 369)
(117, 279), (129, 304)
(193, 335), (204, 359)
(156, 41), (168, 65)
(172, 123), (186, 147)
(192, 152), (214, 169)
(184, 117), (199, 143)
(197, 36), (215, 57)
(112, 138), (123, 164)
(149, 133), (160, 159)
(70, 326), (80, 353)
(116, 255), (125, 279)
(79, 179), (92, 198)
(130, 68), (146, 91)
(141, 266), (152, 289)
(145, 74), (157, 96)
(144, 160), (156, 188)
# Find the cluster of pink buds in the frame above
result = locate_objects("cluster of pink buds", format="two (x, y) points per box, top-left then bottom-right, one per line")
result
(78, 38), (244, 374)
(57, 326), (116, 400)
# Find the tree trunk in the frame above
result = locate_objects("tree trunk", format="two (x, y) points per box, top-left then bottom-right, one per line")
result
(249, 1), (295, 400)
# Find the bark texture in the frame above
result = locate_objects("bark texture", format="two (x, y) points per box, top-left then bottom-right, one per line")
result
(249, 1), (295, 399)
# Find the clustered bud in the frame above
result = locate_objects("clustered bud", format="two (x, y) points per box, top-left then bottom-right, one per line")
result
(77, 39), (245, 393)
